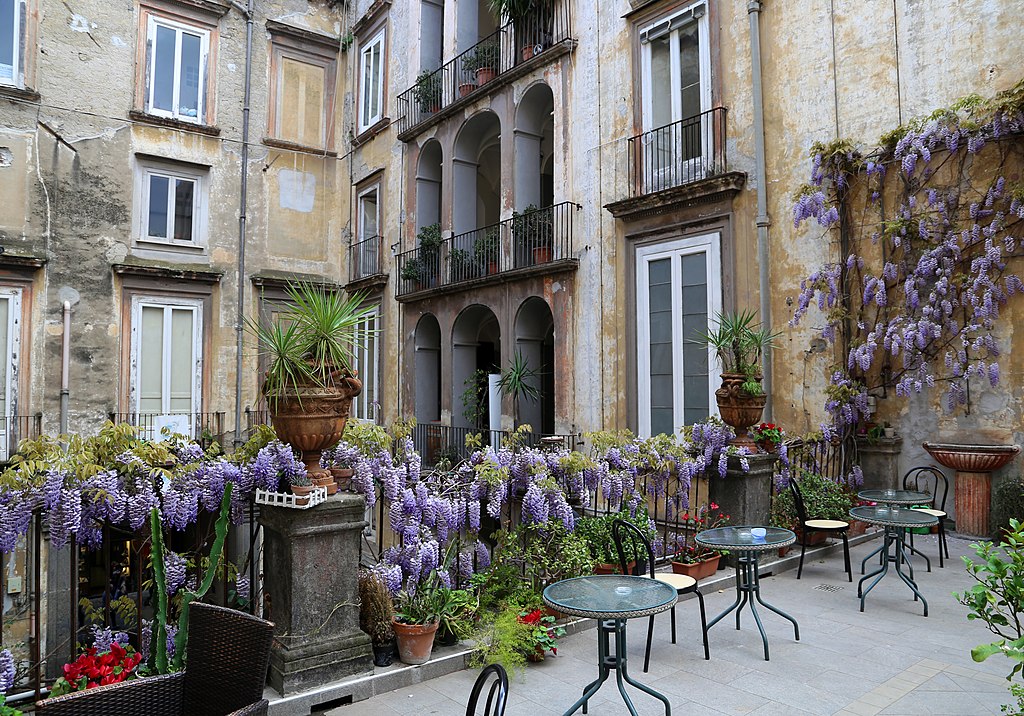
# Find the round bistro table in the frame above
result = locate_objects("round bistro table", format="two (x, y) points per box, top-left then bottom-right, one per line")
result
(857, 489), (935, 573)
(543, 575), (676, 716)
(849, 505), (939, 616)
(694, 526), (799, 661)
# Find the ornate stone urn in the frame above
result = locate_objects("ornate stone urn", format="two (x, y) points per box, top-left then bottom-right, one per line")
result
(922, 442), (1020, 537)
(715, 372), (766, 450)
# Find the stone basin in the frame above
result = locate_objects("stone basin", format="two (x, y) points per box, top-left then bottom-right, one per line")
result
(922, 442), (1020, 472)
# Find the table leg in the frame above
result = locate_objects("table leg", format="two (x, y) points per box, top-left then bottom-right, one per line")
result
(893, 533), (929, 617)
(706, 558), (745, 631)
(901, 527), (932, 573)
(858, 530), (892, 609)
(750, 562), (800, 642)
(860, 540), (886, 575)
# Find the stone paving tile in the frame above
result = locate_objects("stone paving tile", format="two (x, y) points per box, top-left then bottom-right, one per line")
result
(877, 688), (1000, 714)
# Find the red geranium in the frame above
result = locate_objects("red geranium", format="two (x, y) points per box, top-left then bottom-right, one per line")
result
(52, 642), (143, 696)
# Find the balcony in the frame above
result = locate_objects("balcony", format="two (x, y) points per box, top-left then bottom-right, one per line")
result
(0, 413), (42, 462)
(109, 411), (225, 448)
(347, 234), (388, 289)
(395, 202), (580, 300)
(396, 2), (574, 139)
(605, 107), (746, 221)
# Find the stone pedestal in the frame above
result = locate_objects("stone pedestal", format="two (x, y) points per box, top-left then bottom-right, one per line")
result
(855, 436), (903, 491)
(954, 470), (991, 538)
(708, 453), (778, 528)
(260, 493), (373, 696)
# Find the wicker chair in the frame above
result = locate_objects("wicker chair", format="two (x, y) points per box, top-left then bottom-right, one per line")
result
(37, 603), (274, 716)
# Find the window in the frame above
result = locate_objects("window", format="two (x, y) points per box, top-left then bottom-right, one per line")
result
(358, 28), (385, 133)
(144, 15), (209, 122)
(0, 0), (25, 87)
(353, 185), (380, 278)
(0, 288), (21, 461)
(130, 297), (203, 437)
(351, 306), (379, 422)
(134, 159), (208, 249)
(636, 233), (721, 437)
(638, 2), (711, 189)
(267, 24), (339, 151)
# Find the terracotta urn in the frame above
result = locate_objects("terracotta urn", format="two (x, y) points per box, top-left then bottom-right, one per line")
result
(715, 372), (766, 449)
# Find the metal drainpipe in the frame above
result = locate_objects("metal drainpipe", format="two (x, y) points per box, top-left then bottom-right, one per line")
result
(59, 301), (70, 434)
(748, 0), (772, 420)
(233, 0), (255, 449)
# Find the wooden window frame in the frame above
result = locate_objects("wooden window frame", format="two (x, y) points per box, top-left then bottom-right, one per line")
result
(357, 26), (387, 135)
(133, 155), (210, 253)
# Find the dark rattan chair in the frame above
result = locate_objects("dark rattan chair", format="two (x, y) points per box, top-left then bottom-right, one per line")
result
(37, 603), (274, 716)
(466, 664), (509, 716)
(790, 477), (852, 582)
(903, 465), (950, 568)
(612, 518), (710, 673)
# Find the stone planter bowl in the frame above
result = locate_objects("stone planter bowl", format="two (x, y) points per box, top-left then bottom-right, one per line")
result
(922, 442), (1020, 472)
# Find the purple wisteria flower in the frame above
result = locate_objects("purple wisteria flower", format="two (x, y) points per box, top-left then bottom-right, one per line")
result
(0, 647), (14, 693)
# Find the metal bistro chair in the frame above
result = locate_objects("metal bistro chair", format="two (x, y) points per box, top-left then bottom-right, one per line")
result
(612, 518), (710, 672)
(37, 603), (274, 716)
(466, 664), (509, 716)
(790, 477), (853, 582)
(903, 465), (950, 568)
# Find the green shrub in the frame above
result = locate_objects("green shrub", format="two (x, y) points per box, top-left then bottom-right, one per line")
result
(468, 602), (534, 676)
(771, 469), (854, 527)
(993, 476), (1024, 541)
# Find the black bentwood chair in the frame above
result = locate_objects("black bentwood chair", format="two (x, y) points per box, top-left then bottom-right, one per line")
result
(466, 664), (509, 716)
(790, 477), (853, 582)
(903, 465), (951, 568)
(37, 603), (274, 716)
(612, 518), (710, 672)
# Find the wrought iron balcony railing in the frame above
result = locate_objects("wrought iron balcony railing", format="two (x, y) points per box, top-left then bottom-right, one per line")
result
(0, 413), (42, 461)
(109, 411), (225, 447)
(396, 202), (580, 297)
(349, 234), (385, 283)
(397, 1), (573, 135)
(627, 107), (728, 197)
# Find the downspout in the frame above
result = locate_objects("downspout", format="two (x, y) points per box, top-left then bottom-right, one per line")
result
(233, 0), (255, 449)
(748, 0), (772, 420)
(59, 301), (70, 434)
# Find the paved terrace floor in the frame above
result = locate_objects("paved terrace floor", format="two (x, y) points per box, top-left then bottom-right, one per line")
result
(330, 534), (1014, 716)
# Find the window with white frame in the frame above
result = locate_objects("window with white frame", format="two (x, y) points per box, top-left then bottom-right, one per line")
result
(144, 15), (209, 122)
(638, 2), (711, 189)
(0, 0), (26, 87)
(636, 233), (721, 437)
(130, 297), (203, 437)
(355, 185), (380, 278)
(0, 288), (22, 461)
(350, 306), (379, 422)
(135, 159), (208, 248)
(358, 28), (385, 133)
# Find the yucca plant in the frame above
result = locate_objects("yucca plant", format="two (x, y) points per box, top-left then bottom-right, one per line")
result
(496, 351), (541, 426)
(245, 282), (377, 406)
(698, 310), (779, 395)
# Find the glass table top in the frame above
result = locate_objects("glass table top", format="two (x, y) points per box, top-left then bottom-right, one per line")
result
(695, 526), (796, 551)
(857, 489), (932, 505)
(850, 505), (939, 527)
(543, 575), (677, 620)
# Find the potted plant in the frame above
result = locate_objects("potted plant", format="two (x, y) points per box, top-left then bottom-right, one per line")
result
(461, 40), (500, 85)
(392, 585), (441, 664)
(433, 587), (478, 647)
(699, 310), (778, 449)
(403, 223), (444, 289)
(576, 510), (653, 574)
(458, 78), (478, 97)
(751, 422), (784, 453)
(519, 607), (566, 662)
(670, 502), (730, 579)
(771, 469), (854, 546)
(244, 282), (375, 480)
(288, 469), (315, 506)
(493, 521), (594, 593)
(474, 227), (500, 274)
(487, 0), (552, 61)
(358, 570), (397, 666)
(496, 351), (540, 427)
(512, 204), (553, 264)
(412, 70), (442, 113)
(321, 442), (360, 491)
(449, 247), (479, 280)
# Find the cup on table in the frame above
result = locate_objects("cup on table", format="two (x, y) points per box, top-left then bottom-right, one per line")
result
(890, 506), (900, 518)
(751, 527), (767, 542)
(883, 488), (896, 498)
(737, 527), (752, 542)
(877, 504), (889, 517)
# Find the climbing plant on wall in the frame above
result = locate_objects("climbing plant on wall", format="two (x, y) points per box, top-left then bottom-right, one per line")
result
(790, 79), (1024, 435)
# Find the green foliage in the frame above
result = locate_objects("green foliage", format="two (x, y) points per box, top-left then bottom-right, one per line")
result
(473, 228), (499, 260)
(0, 696), (23, 716)
(412, 70), (442, 110)
(461, 40), (500, 73)
(698, 310), (778, 394)
(434, 588), (478, 642)
(575, 510), (655, 566)
(417, 222), (444, 252)
(231, 424), (276, 465)
(496, 351), (541, 426)
(468, 602), (534, 676)
(771, 469), (854, 527)
(956, 519), (1024, 683)
(388, 417), (417, 444)
(994, 477), (1024, 541)
(511, 204), (553, 247)
(583, 429), (635, 456)
(358, 570), (395, 646)
(344, 420), (392, 457)
(493, 521), (594, 592)
(462, 369), (491, 429)
(470, 564), (542, 614)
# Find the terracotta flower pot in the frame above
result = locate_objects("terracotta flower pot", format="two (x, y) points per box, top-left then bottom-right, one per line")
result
(476, 67), (496, 85)
(290, 484), (315, 506)
(393, 619), (439, 665)
(715, 372), (766, 449)
(532, 246), (552, 264)
(331, 467), (354, 491)
(459, 82), (477, 97)
(670, 554), (721, 580)
(594, 561), (634, 575)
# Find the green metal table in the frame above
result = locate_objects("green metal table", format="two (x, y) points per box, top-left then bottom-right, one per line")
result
(695, 526), (799, 661)
(543, 575), (676, 716)
(857, 489), (935, 572)
(850, 505), (938, 616)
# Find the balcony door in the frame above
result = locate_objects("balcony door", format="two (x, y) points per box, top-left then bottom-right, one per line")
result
(0, 288), (20, 461)
(639, 2), (711, 192)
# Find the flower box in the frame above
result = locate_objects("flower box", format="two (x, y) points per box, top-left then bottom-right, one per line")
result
(670, 554), (721, 580)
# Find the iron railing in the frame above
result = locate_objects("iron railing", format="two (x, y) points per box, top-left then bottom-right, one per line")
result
(396, 202), (580, 297)
(108, 412), (225, 447)
(627, 107), (728, 197)
(244, 407), (271, 439)
(0, 413), (42, 462)
(349, 234), (385, 283)
(397, 1), (573, 135)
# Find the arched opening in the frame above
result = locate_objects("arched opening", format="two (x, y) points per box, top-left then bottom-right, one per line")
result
(414, 314), (442, 424)
(513, 82), (554, 211)
(452, 304), (501, 431)
(513, 297), (554, 434)
(420, 0), (444, 73)
(416, 139), (443, 232)
(453, 111), (501, 239)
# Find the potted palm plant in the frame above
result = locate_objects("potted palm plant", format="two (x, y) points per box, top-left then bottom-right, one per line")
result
(487, 0), (552, 61)
(699, 310), (778, 449)
(496, 350), (540, 427)
(244, 281), (376, 480)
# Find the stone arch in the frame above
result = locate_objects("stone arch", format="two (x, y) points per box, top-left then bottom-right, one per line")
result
(453, 110), (502, 238)
(513, 81), (554, 211)
(513, 296), (554, 433)
(451, 304), (501, 430)
(416, 138), (443, 233)
(414, 313), (442, 423)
